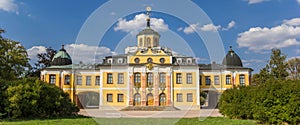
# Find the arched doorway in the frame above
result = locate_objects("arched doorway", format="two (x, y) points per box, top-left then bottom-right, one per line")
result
(159, 93), (166, 106)
(133, 93), (141, 106)
(146, 93), (154, 106)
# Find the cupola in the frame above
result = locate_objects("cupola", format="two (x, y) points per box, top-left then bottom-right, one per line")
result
(51, 45), (72, 66)
(222, 46), (243, 67)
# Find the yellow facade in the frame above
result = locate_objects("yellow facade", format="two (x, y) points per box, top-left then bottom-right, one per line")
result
(41, 9), (252, 110)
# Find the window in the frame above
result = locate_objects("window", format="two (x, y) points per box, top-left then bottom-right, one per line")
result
(118, 73), (124, 84)
(160, 58), (165, 64)
(187, 93), (193, 102)
(107, 59), (112, 64)
(147, 73), (153, 87)
(177, 93), (183, 102)
(177, 58), (182, 64)
(159, 73), (166, 84)
(147, 58), (153, 63)
(76, 76), (82, 85)
(239, 75), (245, 86)
(64, 75), (70, 85)
(205, 76), (211, 85)
(214, 76), (220, 85)
(107, 94), (113, 102)
(49, 75), (56, 84)
(186, 73), (192, 84)
(139, 38), (142, 46)
(134, 58), (140, 63)
(95, 76), (100, 86)
(199, 76), (202, 85)
(107, 73), (113, 84)
(118, 58), (123, 64)
(147, 37), (151, 47)
(118, 94), (124, 102)
(86, 76), (91, 86)
(134, 73), (141, 87)
(187, 58), (192, 64)
(226, 75), (231, 85)
(176, 73), (182, 84)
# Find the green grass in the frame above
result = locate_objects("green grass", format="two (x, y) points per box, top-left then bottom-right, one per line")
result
(0, 117), (257, 125)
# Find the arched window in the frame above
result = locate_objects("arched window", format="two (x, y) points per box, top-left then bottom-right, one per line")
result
(134, 73), (141, 87)
(159, 93), (166, 106)
(139, 38), (143, 47)
(146, 73), (153, 87)
(147, 37), (151, 48)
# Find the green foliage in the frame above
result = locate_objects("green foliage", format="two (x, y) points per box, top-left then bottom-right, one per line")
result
(252, 48), (288, 85)
(3, 78), (79, 118)
(219, 79), (300, 124)
(200, 91), (207, 105)
(26, 47), (57, 78)
(286, 57), (300, 80)
(0, 37), (29, 80)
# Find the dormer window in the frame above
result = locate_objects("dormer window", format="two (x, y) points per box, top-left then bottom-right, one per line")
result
(118, 58), (123, 64)
(177, 58), (182, 64)
(107, 58), (112, 64)
(187, 58), (192, 64)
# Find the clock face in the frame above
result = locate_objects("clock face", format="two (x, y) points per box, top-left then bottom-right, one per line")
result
(147, 58), (153, 63)
(160, 58), (165, 64)
(134, 58), (140, 63)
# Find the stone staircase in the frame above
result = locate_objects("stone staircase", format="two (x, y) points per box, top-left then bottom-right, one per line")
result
(121, 106), (180, 111)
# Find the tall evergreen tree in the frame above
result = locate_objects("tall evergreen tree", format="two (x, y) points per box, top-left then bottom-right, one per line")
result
(252, 48), (288, 85)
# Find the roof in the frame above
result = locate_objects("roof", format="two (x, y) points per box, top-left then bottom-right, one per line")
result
(136, 28), (160, 37)
(222, 46), (243, 67)
(51, 45), (72, 66)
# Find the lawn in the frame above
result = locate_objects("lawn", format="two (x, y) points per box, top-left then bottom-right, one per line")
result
(0, 117), (257, 125)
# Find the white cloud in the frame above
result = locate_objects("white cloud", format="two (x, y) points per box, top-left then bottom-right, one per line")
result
(114, 13), (168, 35)
(183, 23), (199, 34)
(242, 59), (265, 63)
(27, 44), (116, 65)
(247, 0), (269, 4)
(27, 46), (47, 63)
(65, 44), (116, 64)
(200, 23), (221, 32)
(177, 27), (183, 31)
(283, 18), (300, 26)
(0, 0), (18, 13)
(237, 18), (300, 53)
(223, 21), (236, 30)
(297, 0), (300, 4)
(182, 21), (235, 34)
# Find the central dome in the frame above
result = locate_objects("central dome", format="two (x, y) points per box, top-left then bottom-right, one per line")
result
(137, 28), (160, 37)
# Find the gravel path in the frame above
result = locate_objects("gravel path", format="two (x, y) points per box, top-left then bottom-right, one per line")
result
(79, 109), (223, 118)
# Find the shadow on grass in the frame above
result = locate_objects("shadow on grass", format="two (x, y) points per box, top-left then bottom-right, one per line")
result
(0, 114), (90, 122)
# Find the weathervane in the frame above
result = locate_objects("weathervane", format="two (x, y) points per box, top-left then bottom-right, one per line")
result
(146, 6), (151, 28)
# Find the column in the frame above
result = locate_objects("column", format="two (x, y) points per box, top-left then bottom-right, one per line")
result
(129, 74), (134, 105)
(166, 74), (171, 106)
(141, 72), (146, 106)
(154, 72), (159, 106)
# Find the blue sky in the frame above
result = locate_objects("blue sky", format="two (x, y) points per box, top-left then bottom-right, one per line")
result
(0, 0), (299, 73)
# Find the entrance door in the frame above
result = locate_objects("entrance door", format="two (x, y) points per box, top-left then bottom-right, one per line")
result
(134, 93), (141, 106)
(146, 93), (154, 106)
(159, 93), (166, 106)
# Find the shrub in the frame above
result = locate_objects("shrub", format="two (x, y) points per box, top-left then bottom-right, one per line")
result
(219, 79), (300, 124)
(4, 78), (79, 118)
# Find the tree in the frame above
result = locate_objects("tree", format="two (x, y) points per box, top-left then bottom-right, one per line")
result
(286, 57), (300, 80)
(26, 47), (57, 77)
(252, 48), (288, 85)
(268, 48), (288, 80)
(0, 31), (29, 80)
